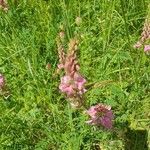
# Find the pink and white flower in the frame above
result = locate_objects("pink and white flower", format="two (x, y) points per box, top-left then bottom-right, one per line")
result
(59, 76), (75, 96)
(86, 104), (114, 129)
(57, 38), (87, 108)
(59, 74), (86, 97)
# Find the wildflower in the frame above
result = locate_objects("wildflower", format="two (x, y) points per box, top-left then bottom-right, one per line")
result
(59, 39), (87, 97)
(134, 17), (150, 53)
(0, 74), (5, 89)
(57, 30), (86, 108)
(86, 104), (114, 129)
(75, 17), (82, 26)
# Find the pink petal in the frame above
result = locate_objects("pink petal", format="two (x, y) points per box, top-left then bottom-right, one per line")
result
(100, 117), (113, 129)
(74, 73), (86, 90)
(61, 76), (71, 84)
(86, 106), (97, 117)
(144, 45), (150, 52)
(105, 111), (114, 119)
(65, 86), (74, 96)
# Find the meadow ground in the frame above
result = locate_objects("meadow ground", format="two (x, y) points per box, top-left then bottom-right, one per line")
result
(0, 0), (150, 150)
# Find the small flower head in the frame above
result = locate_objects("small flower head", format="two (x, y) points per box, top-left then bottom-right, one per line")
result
(86, 104), (114, 129)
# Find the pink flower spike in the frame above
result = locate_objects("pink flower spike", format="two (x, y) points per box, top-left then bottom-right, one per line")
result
(144, 45), (150, 52)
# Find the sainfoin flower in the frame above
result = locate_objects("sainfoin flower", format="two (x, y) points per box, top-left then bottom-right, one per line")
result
(134, 18), (150, 53)
(86, 104), (114, 129)
(0, 74), (5, 88)
(57, 36), (87, 108)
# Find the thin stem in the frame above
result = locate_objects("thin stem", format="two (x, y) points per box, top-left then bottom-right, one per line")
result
(120, 0), (130, 45)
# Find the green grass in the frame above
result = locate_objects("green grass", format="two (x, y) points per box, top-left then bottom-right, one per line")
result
(0, 0), (150, 149)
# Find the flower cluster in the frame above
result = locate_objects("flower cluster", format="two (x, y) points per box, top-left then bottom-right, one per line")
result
(86, 104), (114, 129)
(57, 32), (86, 108)
(134, 18), (150, 54)
(59, 74), (86, 97)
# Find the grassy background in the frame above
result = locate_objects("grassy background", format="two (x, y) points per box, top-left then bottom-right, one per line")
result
(0, 0), (150, 149)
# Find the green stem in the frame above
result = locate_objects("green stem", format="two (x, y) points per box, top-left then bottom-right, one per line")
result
(120, 0), (130, 45)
